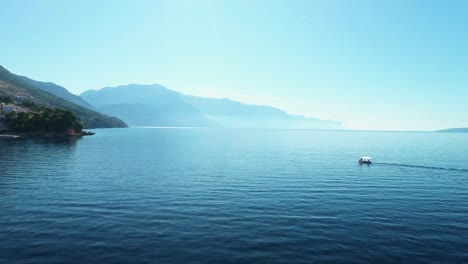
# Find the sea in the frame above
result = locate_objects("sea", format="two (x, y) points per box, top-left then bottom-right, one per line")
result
(1, 128), (467, 264)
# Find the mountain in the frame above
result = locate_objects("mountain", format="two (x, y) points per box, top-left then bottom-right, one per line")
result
(81, 84), (342, 129)
(435, 128), (468, 133)
(81, 84), (214, 127)
(182, 96), (342, 129)
(18, 75), (95, 110)
(0, 65), (127, 128)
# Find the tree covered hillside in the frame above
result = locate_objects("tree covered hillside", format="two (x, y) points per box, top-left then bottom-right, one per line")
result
(0, 65), (127, 128)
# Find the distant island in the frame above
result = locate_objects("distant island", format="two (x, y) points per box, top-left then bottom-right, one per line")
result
(435, 128), (468, 133)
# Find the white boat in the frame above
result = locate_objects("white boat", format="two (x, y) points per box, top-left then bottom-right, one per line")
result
(358, 156), (372, 164)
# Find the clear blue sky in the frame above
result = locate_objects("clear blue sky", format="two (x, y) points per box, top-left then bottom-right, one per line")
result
(1, 0), (467, 130)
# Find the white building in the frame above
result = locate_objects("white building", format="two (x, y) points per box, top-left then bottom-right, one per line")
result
(0, 103), (19, 114)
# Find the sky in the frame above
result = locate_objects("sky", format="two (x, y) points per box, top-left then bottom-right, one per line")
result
(1, 0), (467, 131)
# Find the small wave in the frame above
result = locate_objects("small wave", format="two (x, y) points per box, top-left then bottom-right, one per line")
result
(377, 162), (468, 172)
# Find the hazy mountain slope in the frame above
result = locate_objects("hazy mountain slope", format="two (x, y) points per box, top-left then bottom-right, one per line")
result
(97, 103), (216, 127)
(0, 65), (127, 128)
(182, 96), (291, 118)
(81, 84), (342, 129)
(182, 95), (342, 129)
(435, 128), (468, 133)
(82, 84), (173, 106)
(18, 75), (95, 109)
(81, 84), (214, 127)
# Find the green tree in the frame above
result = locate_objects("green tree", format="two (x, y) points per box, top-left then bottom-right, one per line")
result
(0, 95), (14, 104)
(6, 107), (84, 133)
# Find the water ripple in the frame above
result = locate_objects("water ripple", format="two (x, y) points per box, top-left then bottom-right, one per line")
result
(1, 129), (468, 264)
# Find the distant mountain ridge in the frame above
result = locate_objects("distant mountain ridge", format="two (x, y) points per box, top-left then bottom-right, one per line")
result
(81, 84), (342, 129)
(82, 84), (214, 127)
(18, 75), (95, 110)
(182, 95), (341, 129)
(0, 65), (127, 128)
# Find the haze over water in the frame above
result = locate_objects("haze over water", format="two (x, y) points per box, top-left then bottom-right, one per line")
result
(1, 128), (467, 263)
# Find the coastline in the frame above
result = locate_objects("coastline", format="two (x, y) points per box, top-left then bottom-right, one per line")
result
(0, 134), (21, 138)
(0, 131), (95, 138)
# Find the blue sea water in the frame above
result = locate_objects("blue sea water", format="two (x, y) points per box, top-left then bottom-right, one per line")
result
(1, 128), (467, 264)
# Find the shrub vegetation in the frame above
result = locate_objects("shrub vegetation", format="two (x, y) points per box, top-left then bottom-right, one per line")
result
(6, 108), (83, 133)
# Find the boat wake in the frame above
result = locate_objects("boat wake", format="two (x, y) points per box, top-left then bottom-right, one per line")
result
(377, 162), (468, 173)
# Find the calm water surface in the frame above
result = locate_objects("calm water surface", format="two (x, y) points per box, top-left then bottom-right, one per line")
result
(1, 128), (468, 264)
